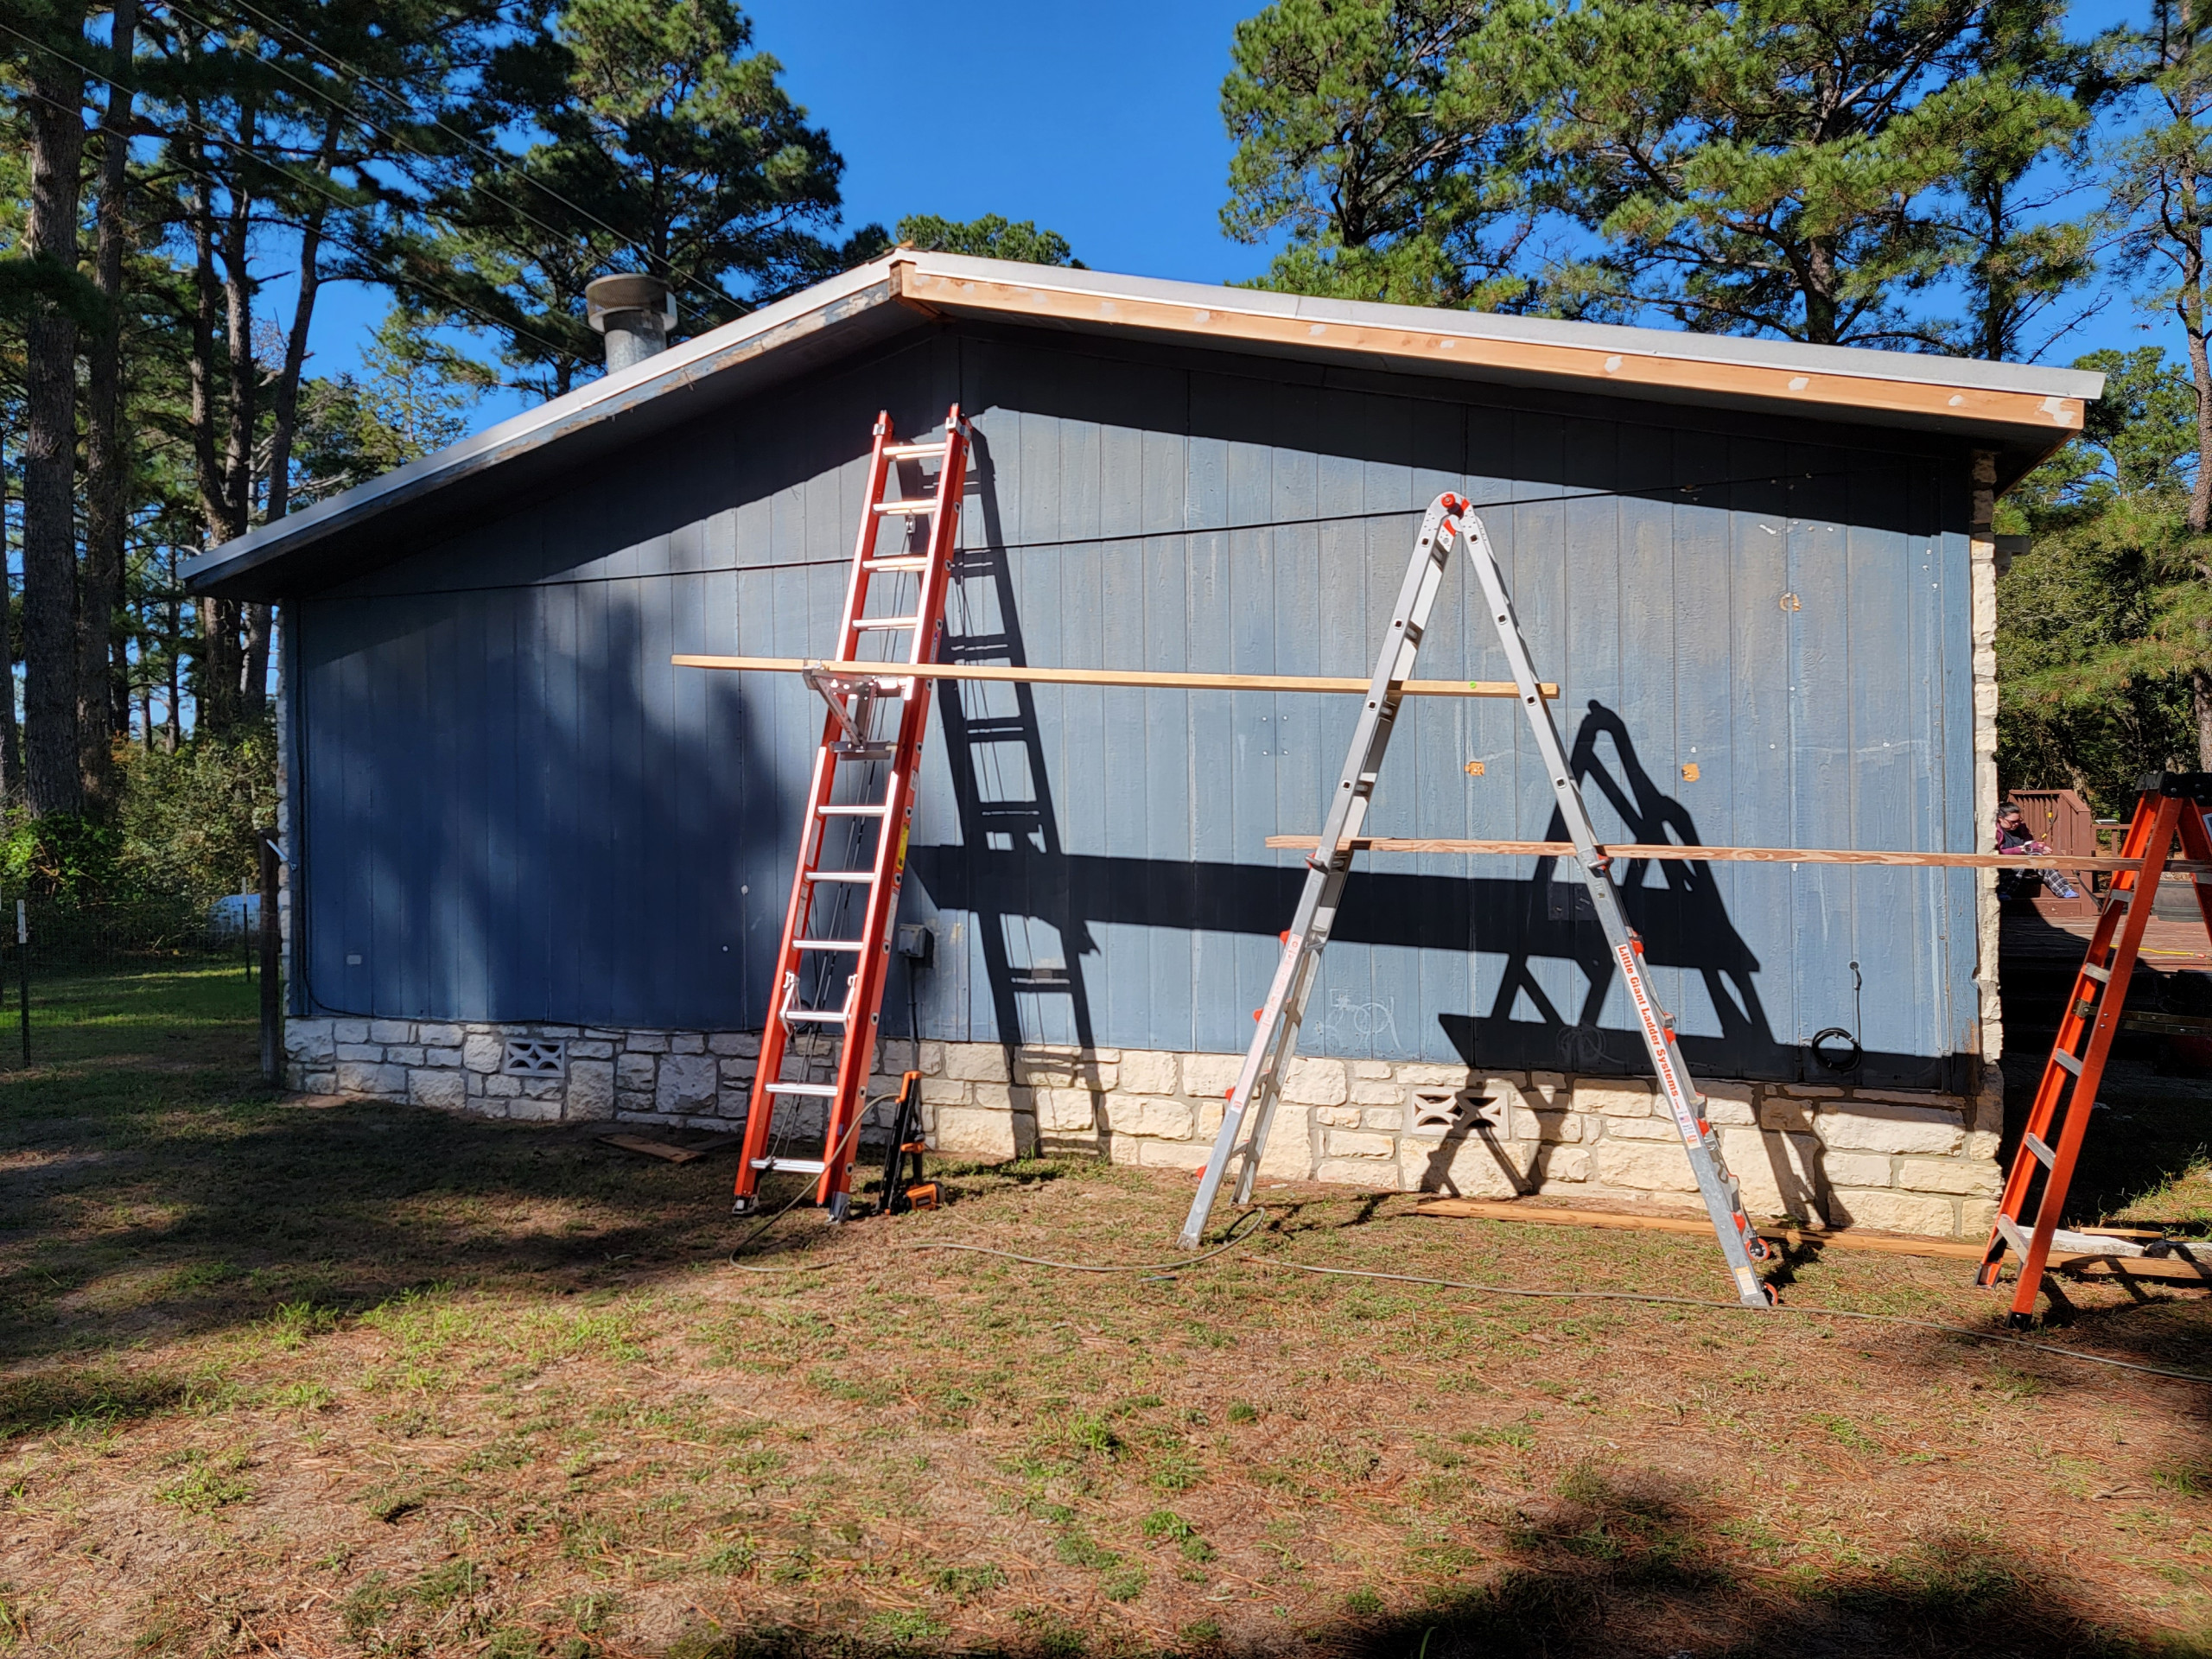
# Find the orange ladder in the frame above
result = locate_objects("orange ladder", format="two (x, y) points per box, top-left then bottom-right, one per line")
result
(733, 408), (972, 1219)
(1977, 772), (2212, 1323)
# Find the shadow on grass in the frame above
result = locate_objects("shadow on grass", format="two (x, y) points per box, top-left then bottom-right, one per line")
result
(655, 1467), (2156, 1659)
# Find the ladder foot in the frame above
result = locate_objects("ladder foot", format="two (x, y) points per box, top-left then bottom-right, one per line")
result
(730, 1195), (758, 1217)
(2005, 1310), (2037, 1332)
(827, 1192), (853, 1225)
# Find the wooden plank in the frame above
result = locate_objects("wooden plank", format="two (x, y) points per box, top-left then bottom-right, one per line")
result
(892, 263), (2088, 448)
(1263, 836), (2206, 872)
(1411, 1197), (2212, 1282)
(671, 653), (1554, 699)
(597, 1132), (744, 1165)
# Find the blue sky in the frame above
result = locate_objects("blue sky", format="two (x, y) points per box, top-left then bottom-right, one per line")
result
(289, 0), (2170, 435)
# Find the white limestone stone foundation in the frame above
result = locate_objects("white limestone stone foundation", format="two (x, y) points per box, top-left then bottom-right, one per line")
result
(283, 1023), (2003, 1240)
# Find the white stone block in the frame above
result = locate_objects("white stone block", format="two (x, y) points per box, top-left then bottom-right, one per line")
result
(1820, 1150), (1893, 1189)
(1395, 1062), (1471, 1087)
(1603, 1117), (1682, 1141)
(1113, 1096), (1193, 1140)
(422, 1047), (463, 1068)
(920, 1077), (971, 1105)
(1897, 1156), (2000, 1197)
(718, 1058), (754, 1084)
(931, 1104), (1020, 1158)
(369, 1020), (414, 1045)
(1362, 1107), (1405, 1131)
(1958, 1198), (1999, 1237)
(1577, 1080), (1657, 1118)
(1255, 1098), (1312, 1179)
(331, 1019), (370, 1044)
(626, 1032), (669, 1054)
(463, 1033), (502, 1073)
(1323, 1128), (1394, 1159)
(335, 1061), (404, 1098)
(1510, 1109), (1580, 1143)
(508, 1096), (561, 1122)
(1700, 1082), (1758, 1125)
(615, 1053), (656, 1090)
(566, 1059), (614, 1120)
(1281, 1058), (1347, 1106)
(284, 1020), (334, 1063)
(1039, 1089), (1099, 1133)
(1351, 1080), (1406, 1108)
(385, 1046), (424, 1067)
(1180, 1052), (1244, 1098)
(1538, 1144), (1592, 1182)
(335, 1043), (384, 1063)
(1815, 1104), (1963, 1156)
(1594, 1139), (1700, 1192)
(1117, 1050), (1179, 1095)
(1523, 1071), (1568, 1110)
(1719, 1128), (1827, 1220)
(1406, 1133), (1526, 1198)
(417, 1023), (462, 1047)
(485, 1075), (522, 1098)
(709, 1031), (760, 1058)
(1353, 1060), (1394, 1079)
(669, 1032), (705, 1054)
(1759, 1096), (1816, 1132)
(1828, 1187), (1958, 1237)
(1317, 1107), (1360, 1128)
(656, 1053), (718, 1115)
(944, 1043), (1009, 1081)
(409, 1070), (467, 1112)
(1315, 1157), (1406, 1189)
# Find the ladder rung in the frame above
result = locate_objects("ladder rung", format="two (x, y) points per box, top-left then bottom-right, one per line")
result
(2107, 886), (2133, 906)
(2082, 963), (2111, 982)
(830, 742), (895, 760)
(2023, 1130), (2056, 1168)
(805, 870), (877, 883)
(873, 499), (938, 516)
(864, 557), (931, 572)
(817, 803), (890, 816)
(785, 1008), (850, 1024)
(1996, 1211), (2031, 1260)
(793, 939), (867, 951)
(764, 1083), (838, 1096)
(854, 616), (920, 630)
(2052, 1048), (2083, 1077)
(883, 442), (947, 459)
(753, 1156), (827, 1173)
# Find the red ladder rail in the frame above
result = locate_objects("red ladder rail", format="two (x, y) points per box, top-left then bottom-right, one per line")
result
(1977, 772), (2212, 1324)
(734, 407), (971, 1219)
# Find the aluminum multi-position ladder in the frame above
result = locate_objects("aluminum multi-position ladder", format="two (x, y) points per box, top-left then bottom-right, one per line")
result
(1977, 772), (2212, 1324)
(1178, 492), (1776, 1308)
(733, 408), (973, 1219)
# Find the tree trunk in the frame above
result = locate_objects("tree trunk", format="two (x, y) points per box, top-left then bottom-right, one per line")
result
(165, 546), (181, 753)
(79, 0), (137, 807)
(222, 103), (263, 722)
(0, 431), (24, 801)
(187, 137), (241, 734)
(22, 55), (86, 818)
(2196, 666), (2212, 771)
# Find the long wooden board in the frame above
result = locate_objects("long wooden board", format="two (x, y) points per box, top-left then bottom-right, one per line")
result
(1265, 835), (2209, 874)
(672, 654), (1557, 699)
(1412, 1198), (2212, 1284)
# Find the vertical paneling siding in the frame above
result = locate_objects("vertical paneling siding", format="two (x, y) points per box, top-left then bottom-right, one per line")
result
(294, 328), (1978, 1088)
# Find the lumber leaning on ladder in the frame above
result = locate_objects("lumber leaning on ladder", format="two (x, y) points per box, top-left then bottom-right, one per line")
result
(1175, 493), (1776, 1308)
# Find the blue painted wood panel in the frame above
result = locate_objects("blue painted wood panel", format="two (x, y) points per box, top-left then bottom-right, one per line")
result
(291, 327), (1984, 1089)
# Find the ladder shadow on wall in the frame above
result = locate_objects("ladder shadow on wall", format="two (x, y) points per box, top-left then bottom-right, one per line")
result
(1432, 702), (1827, 1224)
(928, 429), (1111, 1160)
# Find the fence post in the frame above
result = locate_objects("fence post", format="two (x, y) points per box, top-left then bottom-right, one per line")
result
(259, 838), (281, 1085)
(16, 899), (27, 1070)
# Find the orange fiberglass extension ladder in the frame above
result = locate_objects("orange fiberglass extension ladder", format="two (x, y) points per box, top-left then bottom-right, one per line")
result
(730, 408), (972, 1221)
(1977, 772), (2212, 1325)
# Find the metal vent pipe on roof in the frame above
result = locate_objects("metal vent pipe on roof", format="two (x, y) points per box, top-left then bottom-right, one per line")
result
(585, 273), (677, 372)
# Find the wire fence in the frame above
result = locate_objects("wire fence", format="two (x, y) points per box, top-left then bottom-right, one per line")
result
(10, 895), (256, 970)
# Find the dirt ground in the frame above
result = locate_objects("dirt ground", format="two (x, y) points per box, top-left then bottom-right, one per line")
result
(7, 969), (2212, 1657)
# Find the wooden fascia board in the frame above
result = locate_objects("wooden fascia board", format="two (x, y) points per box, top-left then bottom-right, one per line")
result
(892, 264), (2085, 448)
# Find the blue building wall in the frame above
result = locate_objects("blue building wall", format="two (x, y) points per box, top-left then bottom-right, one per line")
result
(289, 325), (1980, 1090)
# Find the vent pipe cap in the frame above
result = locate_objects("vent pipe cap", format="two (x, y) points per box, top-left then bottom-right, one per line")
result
(585, 273), (677, 372)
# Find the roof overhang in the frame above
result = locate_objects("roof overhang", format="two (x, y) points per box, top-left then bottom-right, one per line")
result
(187, 250), (2101, 601)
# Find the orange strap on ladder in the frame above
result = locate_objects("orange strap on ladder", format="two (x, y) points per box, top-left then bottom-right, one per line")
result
(732, 408), (972, 1220)
(1977, 771), (2212, 1324)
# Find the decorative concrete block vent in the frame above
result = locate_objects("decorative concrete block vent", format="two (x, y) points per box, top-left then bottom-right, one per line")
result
(281, 1024), (2003, 1239)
